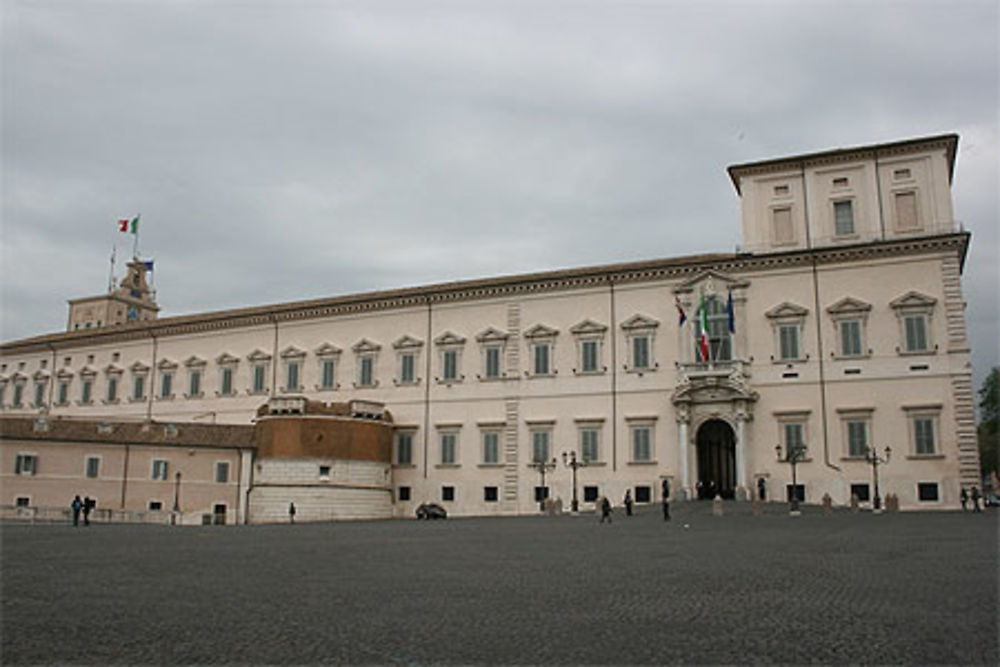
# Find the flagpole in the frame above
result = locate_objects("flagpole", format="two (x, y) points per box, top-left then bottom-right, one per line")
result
(132, 214), (141, 259)
(108, 245), (116, 293)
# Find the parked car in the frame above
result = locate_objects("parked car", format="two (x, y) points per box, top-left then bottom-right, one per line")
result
(415, 502), (447, 520)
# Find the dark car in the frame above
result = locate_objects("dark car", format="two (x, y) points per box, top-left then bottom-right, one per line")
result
(415, 502), (447, 520)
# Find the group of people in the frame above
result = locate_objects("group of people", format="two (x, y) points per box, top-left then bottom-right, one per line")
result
(70, 495), (96, 526)
(599, 481), (672, 523)
(959, 486), (984, 512)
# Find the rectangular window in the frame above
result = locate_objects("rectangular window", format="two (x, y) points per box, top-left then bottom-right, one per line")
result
(442, 350), (458, 381)
(396, 432), (413, 465)
(16, 497), (30, 508)
(397, 486), (411, 502)
(12, 383), (24, 407)
(321, 360), (336, 389)
(914, 417), (936, 455)
(106, 376), (118, 402)
(132, 375), (145, 400)
(918, 482), (939, 502)
(534, 486), (550, 502)
(895, 191), (919, 230)
(148, 500), (163, 511)
(319, 465), (331, 478)
(221, 367), (234, 396)
(531, 430), (551, 463)
(786, 484), (805, 502)
(580, 427), (600, 463)
(151, 459), (169, 481)
(631, 426), (652, 462)
(779, 325), (800, 360)
(33, 383), (45, 408)
(484, 346), (501, 379)
(583, 486), (599, 503)
(634, 486), (651, 503)
(58, 381), (69, 405)
(253, 364), (267, 393)
(160, 373), (172, 398)
(772, 206), (793, 244)
(286, 362), (300, 391)
(632, 336), (650, 370)
(484, 486), (499, 502)
(904, 315), (928, 352)
(847, 420), (868, 458)
(15, 454), (37, 476)
(850, 483), (870, 502)
(581, 340), (599, 373)
(482, 431), (500, 464)
(442, 486), (455, 502)
(215, 461), (230, 483)
(834, 200), (855, 236)
(840, 320), (863, 357)
(533, 344), (550, 375)
(360, 356), (375, 387)
(188, 371), (201, 397)
(784, 423), (805, 458)
(400, 353), (415, 384)
(86, 456), (100, 479)
(82, 379), (93, 404)
(440, 432), (457, 464)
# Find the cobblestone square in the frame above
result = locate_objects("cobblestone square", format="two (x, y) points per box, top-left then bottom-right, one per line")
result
(2, 504), (996, 665)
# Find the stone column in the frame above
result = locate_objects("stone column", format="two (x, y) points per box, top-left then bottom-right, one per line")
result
(734, 400), (751, 501)
(677, 404), (691, 501)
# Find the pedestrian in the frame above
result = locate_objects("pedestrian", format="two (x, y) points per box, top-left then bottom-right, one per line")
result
(599, 496), (612, 524)
(960, 487), (968, 511)
(757, 478), (767, 502)
(289, 502), (297, 523)
(71, 495), (83, 527)
(662, 480), (671, 522)
(971, 486), (982, 513)
(623, 490), (633, 516)
(82, 496), (93, 526)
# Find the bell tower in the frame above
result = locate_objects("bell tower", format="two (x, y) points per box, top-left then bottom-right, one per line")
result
(66, 260), (160, 331)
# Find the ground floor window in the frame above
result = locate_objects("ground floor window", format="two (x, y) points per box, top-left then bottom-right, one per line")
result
(148, 500), (163, 511)
(213, 504), (227, 525)
(442, 486), (455, 502)
(785, 484), (805, 502)
(917, 482), (939, 502)
(584, 486), (599, 502)
(397, 486), (411, 502)
(484, 486), (498, 502)
(850, 483), (870, 502)
(16, 497), (30, 507)
(634, 486), (651, 503)
(534, 486), (549, 503)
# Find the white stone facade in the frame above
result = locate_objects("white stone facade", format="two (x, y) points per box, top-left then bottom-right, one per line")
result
(0, 134), (978, 516)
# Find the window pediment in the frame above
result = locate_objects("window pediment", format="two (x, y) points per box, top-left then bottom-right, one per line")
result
(890, 291), (937, 312)
(157, 358), (178, 371)
(570, 319), (608, 336)
(280, 346), (306, 360)
(215, 353), (240, 366)
(130, 361), (151, 373)
(524, 324), (559, 340)
(393, 335), (424, 350)
(56, 368), (75, 379)
(620, 314), (660, 331)
(765, 302), (809, 320)
(32, 370), (50, 381)
(475, 327), (509, 343)
(247, 349), (272, 362)
(184, 356), (206, 368)
(104, 364), (124, 375)
(314, 343), (342, 358)
(434, 332), (466, 347)
(673, 269), (750, 295)
(826, 297), (872, 316)
(79, 366), (97, 378)
(352, 338), (382, 353)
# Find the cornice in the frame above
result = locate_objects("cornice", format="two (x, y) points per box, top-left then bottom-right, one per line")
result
(0, 232), (969, 356)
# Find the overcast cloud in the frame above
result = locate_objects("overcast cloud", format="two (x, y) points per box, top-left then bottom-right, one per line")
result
(2, 0), (997, 391)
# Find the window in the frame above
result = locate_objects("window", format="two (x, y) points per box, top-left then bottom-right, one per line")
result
(86, 456), (100, 479)
(81, 378), (93, 404)
(630, 425), (653, 462)
(484, 346), (502, 379)
(904, 315), (928, 352)
(583, 486), (599, 503)
(440, 431), (458, 465)
(443, 350), (458, 381)
(320, 359), (336, 389)
(834, 200), (854, 236)
(632, 335), (651, 370)
(397, 486), (411, 502)
(703, 298), (732, 362)
(772, 206), (794, 244)
(579, 426), (601, 463)
(779, 325), (800, 361)
(531, 429), (551, 463)
(215, 462), (230, 483)
(786, 485), (805, 502)
(634, 486), (651, 503)
(621, 315), (659, 372)
(906, 408), (940, 456)
(832, 177), (849, 188)
(396, 431), (414, 465)
(484, 486), (499, 503)
(15, 454), (37, 476)
(160, 372), (173, 398)
(581, 340), (600, 373)
(359, 356), (375, 387)
(895, 191), (919, 230)
(11, 382), (22, 408)
(533, 342), (552, 375)
(828, 298), (871, 359)
(151, 459), (169, 481)
(399, 352), (416, 384)
(319, 465), (331, 478)
(16, 497), (30, 508)
(918, 483), (939, 502)
(893, 168), (911, 180)
(782, 421), (806, 459)
(846, 419), (869, 458)
(434, 333), (464, 384)
(476, 328), (509, 380)
(839, 320), (863, 357)
(33, 382), (45, 408)
(773, 184), (789, 196)
(220, 367), (234, 396)
(106, 376), (119, 402)
(286, 361), (301, 392)
(188, 370), (201, 397)
(57, 380), (69, 405)
(253, 364), (267, 393)
(248, 350), (271, 394)
(524, 325), (558, 377)
(482, 430), (500, 464)
(850, 484), (870, 502)
(442, 486), (455, 502)
(148, 501), (163, 511)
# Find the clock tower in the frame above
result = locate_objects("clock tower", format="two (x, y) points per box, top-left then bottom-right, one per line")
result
(66, 260), (160, 332)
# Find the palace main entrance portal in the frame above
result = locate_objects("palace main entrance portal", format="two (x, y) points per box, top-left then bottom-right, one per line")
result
(696, 419), (736, 500)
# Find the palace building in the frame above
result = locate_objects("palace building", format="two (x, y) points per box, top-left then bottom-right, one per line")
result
(0, 133), (979, 522)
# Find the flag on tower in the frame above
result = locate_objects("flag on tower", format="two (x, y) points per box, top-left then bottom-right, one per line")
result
(118, 216), (139, 234)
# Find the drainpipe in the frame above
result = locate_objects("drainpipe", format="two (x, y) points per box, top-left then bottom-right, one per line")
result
(423, 298), (433, 479)
(146, 331), (158, 421)
(46, 343), (57, 413)
(609, 280), (617, 472)
(270, 315), (279, 396)
(120, 443), (130, 509)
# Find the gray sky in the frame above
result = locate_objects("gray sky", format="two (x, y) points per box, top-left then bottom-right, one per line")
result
(2, 0), (997, 393)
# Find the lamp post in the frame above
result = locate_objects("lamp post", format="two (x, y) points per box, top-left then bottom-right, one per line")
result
(562, 450), (587, 513)
(172, 471), (182, 524)
(864, 445), (891, 513)
(527, 458), (556, 511)
(775, 443), (806, 515)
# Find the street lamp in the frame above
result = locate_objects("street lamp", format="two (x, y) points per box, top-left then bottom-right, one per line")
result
(775, 443), (806, 515)
(562, 450), (588, 513)
(527, 457), (556, 511)
(172, 471), (182, 524)
(864, 445), (891, 513)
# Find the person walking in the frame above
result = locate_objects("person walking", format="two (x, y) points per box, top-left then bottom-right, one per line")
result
(623, 490), (634, 517)
(71, 496), (83, 527)
(971, 486), (982, 513)
(289, 502), (297, 524)
(960, 487), (969, 511)
(599, 496), (612, 524)
(662, 480), (671, 521)
(82, 497), (93, 526)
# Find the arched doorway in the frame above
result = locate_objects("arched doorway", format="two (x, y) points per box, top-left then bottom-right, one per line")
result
(696, 419), (736, 500)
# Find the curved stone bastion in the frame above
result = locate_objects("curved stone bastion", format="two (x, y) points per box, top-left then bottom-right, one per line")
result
(248, 397), (394, 523)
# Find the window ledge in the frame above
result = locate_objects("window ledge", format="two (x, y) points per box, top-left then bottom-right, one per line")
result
(906, 454), (945, 460)
(897, 349), (937, 357)
(314, 384), (342, 392)
(476, 374), (512, 382)
(392, 463), (416, 469)
(156, 395), (176, 401)
(840, 456), (868, 462)
(435, 463), (461, 469)
(573, 369), (607, 376)
(625, 365), (659, 376)
(128, 397), (146, 403)
(525, 372), (557, 379)
(582, 461), (606, 467)
(183, 393), (205, 400)
(477, 463), (505, 469)
(627, 460), (658, 466)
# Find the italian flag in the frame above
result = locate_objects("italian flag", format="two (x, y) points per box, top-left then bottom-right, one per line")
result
(118, 216), (139, 234)
(698, 292), (710, 362)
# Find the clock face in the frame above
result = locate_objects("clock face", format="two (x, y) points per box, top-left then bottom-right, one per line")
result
(127, 306), (140, 321)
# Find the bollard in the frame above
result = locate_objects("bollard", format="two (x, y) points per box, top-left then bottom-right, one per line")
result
(712, 495), (724, 516)
(822, 493), (833, 515)
(850, 494), (860, 513)
(751, 498), (763, 517)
